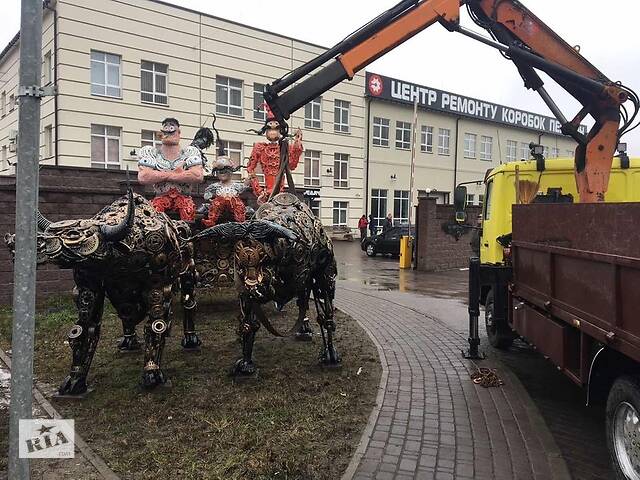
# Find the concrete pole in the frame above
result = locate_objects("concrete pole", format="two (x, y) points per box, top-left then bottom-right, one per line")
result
(8, 0), (44, 478)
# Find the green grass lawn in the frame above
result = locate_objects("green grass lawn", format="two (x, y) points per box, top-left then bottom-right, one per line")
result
(0, 289), (381, 480)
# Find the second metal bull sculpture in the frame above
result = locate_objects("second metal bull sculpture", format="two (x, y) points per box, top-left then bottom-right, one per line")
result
(192, 193), (341, 376)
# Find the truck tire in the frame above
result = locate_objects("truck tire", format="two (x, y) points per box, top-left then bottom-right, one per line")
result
(485, 291), (514, 350)
(606, 375), (640, 480)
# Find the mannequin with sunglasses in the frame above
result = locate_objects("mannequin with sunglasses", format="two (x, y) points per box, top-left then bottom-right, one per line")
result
(137, 118), (205, 221)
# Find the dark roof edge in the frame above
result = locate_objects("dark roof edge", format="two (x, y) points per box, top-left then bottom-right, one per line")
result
(0, 32), (20, 65)
(149, 0), (329, 51)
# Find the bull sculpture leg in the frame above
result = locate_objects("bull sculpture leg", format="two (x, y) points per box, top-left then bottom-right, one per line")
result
(58, 270), (105, 396)
(293, 288), (314, 342)
(312, 281), (341, 367)
(141, 285), (172, 388)
(180, 262), (201, 350)
(232, 293), (260, 376)
(118, 320), (142, 352)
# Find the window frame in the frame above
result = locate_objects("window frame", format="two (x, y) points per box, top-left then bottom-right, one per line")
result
(304, 149), (321, 188)
(421, 125), (433, 153)
(506, 140), (518, 163)
(334, 99), (350, 134)
(141, 130), (162, 149)
(44, 124), (53, 158)
(90, 50), (122, 98)
(253, 82), (267, 122)
(395, 121), (411, 150)
(393, 190), (409, 224)
(333, 153), (349, 188)
(438, 128), (451, 155)
(43, 50), (53, 85)
(216, 75), (244, 117)
(373, 117), (390, 147)
(90, 124), (121, 170)
(140, 60), (169, 105)
(463, 133), (477, 159)
(480, 135), (493, 161)
(332, 201), (348, 226)
(371, 189), (388, 232)
(520, 142), (530, 160)
(304, 97), (322, 129)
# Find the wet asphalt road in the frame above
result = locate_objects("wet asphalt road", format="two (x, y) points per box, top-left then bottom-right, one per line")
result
(333, 240), (614, 480)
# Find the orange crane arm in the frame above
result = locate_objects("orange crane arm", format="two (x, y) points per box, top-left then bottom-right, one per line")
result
(264, 0), (638, 202)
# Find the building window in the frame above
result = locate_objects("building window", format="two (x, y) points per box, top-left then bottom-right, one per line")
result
(334, 99), (350, 133)
(520, 142), (529, 160)
(90, 51), (121, 97)
(332, 201), (348, 226)
(220, 140), (243, 165)
(466, 194), (475, 206)
(334, 153), (349, 188)
(43, 51), (53, 85)
(480, 136), (493, 161)
(91, 124), (121, 169)
(551, 147), (560, 158)
(1, 92), (5, 116)
(8, 94), (15, 111)
(393, 190), (409, 224)
(438, 128), (450, 155)
(371, 189), (388, 232)
(506, 140), (517, 162)
(478, 194), (484, 208)
(463, 133), (476, 158)
(305, 97), (322, 129)
(253, 83), (266, 122)
(543, 146), (550, 159)
(373, 117), (389, 147)
(421, 126), (433, 153)
(216, 76), (243, 117)
(141, 61), (168, 105)
(44, 125), (53, 158)
(304, 150), (321, 187)
(141, 130), (161, 149)
(310, 200), (320, 218)
(395, 121), (411, 150)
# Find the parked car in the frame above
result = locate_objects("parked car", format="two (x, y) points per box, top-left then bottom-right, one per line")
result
(361, 225), (414, 257)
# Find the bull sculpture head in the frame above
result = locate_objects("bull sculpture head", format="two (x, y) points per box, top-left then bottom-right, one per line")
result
(5, 189), (136, 267)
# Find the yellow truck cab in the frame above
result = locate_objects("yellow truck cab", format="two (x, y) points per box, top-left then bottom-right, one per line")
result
(457, 155), (640, 350)
(481, 157), (640, 265)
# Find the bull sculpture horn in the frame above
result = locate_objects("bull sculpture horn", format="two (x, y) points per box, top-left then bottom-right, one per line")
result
(100, 188), (135, 242)
(191, 220), (298, 243)
(37, 211), (52, 232)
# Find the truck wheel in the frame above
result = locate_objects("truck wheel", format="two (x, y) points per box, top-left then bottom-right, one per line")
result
(606, 376), (640, 480)
(365, 244), (376, 257)
(485, 291), (514, 350)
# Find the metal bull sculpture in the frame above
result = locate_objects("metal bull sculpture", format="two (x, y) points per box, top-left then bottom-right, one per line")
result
(192, 193), (340, 376)
(5, 190), (200, 395)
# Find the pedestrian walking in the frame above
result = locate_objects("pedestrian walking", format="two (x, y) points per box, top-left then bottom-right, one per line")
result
(358, 215), (369, 241)
(368, 214), (376, 237)
(382, 213), (393, 235)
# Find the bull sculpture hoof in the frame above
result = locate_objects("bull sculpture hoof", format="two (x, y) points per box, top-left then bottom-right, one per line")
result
(294, 318), (314, 342)
(57, 375), (88, 397)
(117, 334), (142, 353)
(319, 346), (342, 368)
(141, 369), (167, 389)
(181, 332), (202, 351)
(231, 359), (257, 377)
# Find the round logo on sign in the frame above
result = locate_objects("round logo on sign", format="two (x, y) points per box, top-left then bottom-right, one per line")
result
(368, 74), (383, 96)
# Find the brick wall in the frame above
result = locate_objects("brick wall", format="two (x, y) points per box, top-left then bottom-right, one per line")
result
(414, 197), (481, 272)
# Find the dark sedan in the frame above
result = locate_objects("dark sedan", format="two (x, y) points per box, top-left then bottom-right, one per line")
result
(361, 225), (414, 257)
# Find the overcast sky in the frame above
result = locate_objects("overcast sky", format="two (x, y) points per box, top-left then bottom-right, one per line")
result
(2, 0), (639, 154)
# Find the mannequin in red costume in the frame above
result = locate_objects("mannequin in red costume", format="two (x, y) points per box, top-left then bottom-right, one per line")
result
(138, 118), (204, 221)
(247, 106), (303, 204)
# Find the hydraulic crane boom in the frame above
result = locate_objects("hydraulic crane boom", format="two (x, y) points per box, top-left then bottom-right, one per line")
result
(264, 0), (639, 202)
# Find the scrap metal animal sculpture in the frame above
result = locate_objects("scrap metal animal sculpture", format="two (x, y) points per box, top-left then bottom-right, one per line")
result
(192, 193), (340, 376)
(5, 191), (199, 395)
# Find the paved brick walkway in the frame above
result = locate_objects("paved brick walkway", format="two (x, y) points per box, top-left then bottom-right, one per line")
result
(336, 281), (570, 480)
